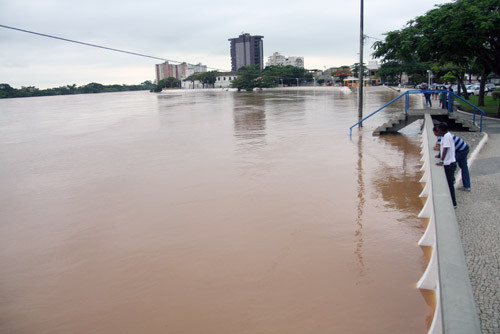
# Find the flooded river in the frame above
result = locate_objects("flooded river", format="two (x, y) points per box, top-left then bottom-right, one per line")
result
(0, 87), (431, 333)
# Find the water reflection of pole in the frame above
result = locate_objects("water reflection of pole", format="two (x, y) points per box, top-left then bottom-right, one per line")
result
(358, 0), (364, 126)
(355, 133), (366, 281)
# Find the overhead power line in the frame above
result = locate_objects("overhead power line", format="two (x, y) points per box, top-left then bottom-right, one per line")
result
(364, 35), (382, 41)
(0, 24), (229, 72)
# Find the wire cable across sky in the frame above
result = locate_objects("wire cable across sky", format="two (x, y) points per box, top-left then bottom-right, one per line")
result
(0, 24), (228, 72)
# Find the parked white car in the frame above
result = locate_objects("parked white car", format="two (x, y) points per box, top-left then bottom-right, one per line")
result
(485, 83), (497, 92)
(465, 85), (478, 94)
(470, 84), (497, 95)
(471, 87), (481, 96)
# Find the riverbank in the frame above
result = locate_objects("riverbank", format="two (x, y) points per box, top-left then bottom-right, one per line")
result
(384, 86), (499, 331)
(0, 82), (153, 99)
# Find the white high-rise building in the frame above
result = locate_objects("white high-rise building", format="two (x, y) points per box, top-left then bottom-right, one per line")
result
(266, 52), (304, 68)
(185, 63), (208, 78)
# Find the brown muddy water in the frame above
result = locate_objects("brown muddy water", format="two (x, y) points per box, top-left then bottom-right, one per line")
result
(0, 87), (431, 333)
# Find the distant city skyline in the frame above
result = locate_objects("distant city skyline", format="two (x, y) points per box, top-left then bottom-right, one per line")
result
(0, 0), (452, 88)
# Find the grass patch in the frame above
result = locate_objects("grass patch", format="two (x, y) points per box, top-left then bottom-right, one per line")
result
(456, 95), (499, 116)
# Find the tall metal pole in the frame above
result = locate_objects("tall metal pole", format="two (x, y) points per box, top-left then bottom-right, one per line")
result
(358, 0), (364, 125)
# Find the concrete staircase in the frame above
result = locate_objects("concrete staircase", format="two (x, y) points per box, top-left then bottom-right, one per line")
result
(373, 109), (479, 135)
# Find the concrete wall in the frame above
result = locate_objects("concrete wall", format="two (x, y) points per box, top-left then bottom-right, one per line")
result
(418, 114), (481, 333)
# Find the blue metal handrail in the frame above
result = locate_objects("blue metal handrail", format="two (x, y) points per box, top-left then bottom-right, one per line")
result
(349, 91), (408, 136)
(447, 91), (486, 131)
(349, 89), (486, 136)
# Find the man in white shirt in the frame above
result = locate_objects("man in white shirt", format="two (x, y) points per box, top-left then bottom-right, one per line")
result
(435, 122), (457, 207)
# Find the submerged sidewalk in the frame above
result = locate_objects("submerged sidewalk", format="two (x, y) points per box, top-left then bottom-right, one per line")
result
(453, 115), (500, 333)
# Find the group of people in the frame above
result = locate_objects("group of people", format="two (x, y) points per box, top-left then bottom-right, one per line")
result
(434, 122), (471, 208)
(421, 86), (454, 109)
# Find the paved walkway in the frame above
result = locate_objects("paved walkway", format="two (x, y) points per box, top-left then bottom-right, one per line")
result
(400, 89), (498, 332)
(454, 114), (500, 333)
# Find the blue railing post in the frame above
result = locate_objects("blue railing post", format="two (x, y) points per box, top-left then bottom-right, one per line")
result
(405, 92), (409, 115)
(473, 108), (476, 124)
(447, 91), (453, 114)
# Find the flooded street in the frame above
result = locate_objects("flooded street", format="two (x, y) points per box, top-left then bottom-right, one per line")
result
(0, 87), (431, 333)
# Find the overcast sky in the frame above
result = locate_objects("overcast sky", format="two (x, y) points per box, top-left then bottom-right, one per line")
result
(0, 0), (451, 88)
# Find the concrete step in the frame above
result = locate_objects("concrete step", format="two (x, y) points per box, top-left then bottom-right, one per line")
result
(373, 109), (480, 135)
(448, 114), (480, 132)
(428, 113), (480, 132)
(373, 114), (420, 135)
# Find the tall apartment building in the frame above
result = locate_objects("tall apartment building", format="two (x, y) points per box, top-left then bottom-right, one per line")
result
(155, 62), (207, 83)
(266, 52), (304, 68)
(228, 33), (264, 72)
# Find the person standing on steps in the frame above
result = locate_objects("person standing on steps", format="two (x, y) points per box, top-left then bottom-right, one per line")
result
(439, 87), (447, 109)
(422, 86), (432, 107)
(435, 122), (457, 208)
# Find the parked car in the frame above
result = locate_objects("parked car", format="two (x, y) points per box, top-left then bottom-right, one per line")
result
(465, 85), (477, 94)
(485, 83), (497, 92)
(470, 84), (496, 95)
(430, 84), (446, 90)
(471, 87), (481, 96)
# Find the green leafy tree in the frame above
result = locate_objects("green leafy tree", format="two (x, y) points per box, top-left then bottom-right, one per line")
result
(262, 65), (285, 86)
(231, 65), (263, 91)
(377, 61), (405, 85)
(350, 63), (368, 78)
(0, 83), (15, 98)
(197, 71), (218, 88)
(165, 77), (180, 88)
(441, 71), (457, 84)
(373, 0), (500, 103)
(1, 82), (153, 98)
(152, 77), (180, 92)
(184, 74), (199, 89)
(260, 65), (312, 87)
(81, 82), (104, 93)
(420, 0), (500, 76)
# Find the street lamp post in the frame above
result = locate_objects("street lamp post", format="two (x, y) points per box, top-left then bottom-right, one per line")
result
(427, 70), (432, 88)
(358, 0), (364, 125)
(296, 78), (299, 87)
